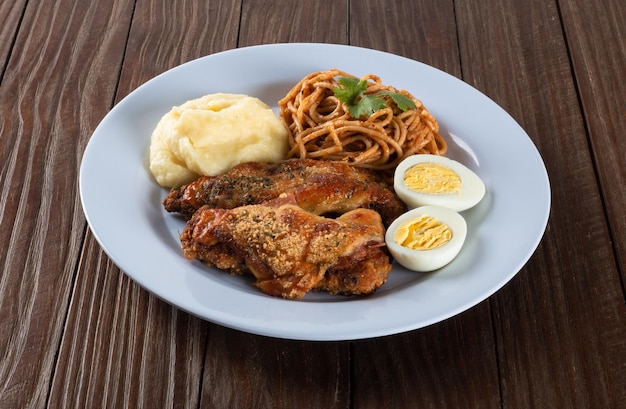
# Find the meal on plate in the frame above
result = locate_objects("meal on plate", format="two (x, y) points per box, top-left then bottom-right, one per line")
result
(149, 69), (486, 299)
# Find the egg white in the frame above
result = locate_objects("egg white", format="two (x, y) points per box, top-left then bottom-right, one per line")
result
(394, 154), (485, 212)
(385, 205), (467, 272)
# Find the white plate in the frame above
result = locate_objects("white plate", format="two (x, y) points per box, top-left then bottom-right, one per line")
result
(80, 43), (550, 341)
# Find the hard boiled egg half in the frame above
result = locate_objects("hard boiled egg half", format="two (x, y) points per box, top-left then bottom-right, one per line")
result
(385, 205), (467, 272)
(394, 154), (485, 212)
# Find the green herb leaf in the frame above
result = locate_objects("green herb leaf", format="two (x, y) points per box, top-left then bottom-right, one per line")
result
(333, 77), (367, 106)
(379, 91), (416, 111)
(333, 76), (417, 119)
(349, 95), (388, 118)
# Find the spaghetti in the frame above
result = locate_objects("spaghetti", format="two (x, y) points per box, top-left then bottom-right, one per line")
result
(279, 69), (447, 173)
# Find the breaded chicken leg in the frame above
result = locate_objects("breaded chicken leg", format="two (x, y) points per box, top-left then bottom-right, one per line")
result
(163, 158), (406, 227)
(180, 201), (391, 299)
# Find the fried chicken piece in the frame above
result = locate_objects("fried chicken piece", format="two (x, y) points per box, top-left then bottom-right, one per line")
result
(180, 201), (391, 299)
(163, 158), (406, 227)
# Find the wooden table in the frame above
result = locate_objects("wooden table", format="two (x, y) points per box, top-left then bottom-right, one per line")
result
(2, 0), (625, 407)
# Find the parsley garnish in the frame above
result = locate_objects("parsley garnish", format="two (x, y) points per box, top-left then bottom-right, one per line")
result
(333, 76), (416, 119)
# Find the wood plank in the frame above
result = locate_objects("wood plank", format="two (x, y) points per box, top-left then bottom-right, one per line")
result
(117, 0), (243, 95)
(560, 0), (626, 286)
(49, 0), (242, 407)
(349, 0), (462, 77)
(558, 0), (626, 404)
(239, 0), (348, 45)
(0, 1), (27, 70)
(348, 1), (501, 407)
(352, 306), (501, 409)
(200, 326), (350, 409)
(49, 236), (208, 408)
(0, 1), (135, 407)
(455, 0), (626, 407)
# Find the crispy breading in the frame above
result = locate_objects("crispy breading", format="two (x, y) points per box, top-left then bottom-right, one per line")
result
(180, 202), (391, 299)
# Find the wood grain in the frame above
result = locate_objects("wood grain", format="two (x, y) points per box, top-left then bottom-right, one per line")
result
(560, 0), (626, 284)
(0, 1), (27, 71)
(352, 305), (501, 409)
(49, 236), (208, 408)
(350, 0), (461, 77)
(117, 0), (243, 97)
(239, 0), (348, 45)
(201, 326), (350, 409)
(0, 1), (135, 407)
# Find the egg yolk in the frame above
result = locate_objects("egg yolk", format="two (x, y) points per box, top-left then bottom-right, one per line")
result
(393, 215), (452, 250)
(404, 163), (461, 194)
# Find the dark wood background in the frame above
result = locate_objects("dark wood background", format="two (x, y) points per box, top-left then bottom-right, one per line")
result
(1, 0), (624, 408)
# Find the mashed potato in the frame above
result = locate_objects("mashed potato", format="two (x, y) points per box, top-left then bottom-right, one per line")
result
(149, 93), (289, 187)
